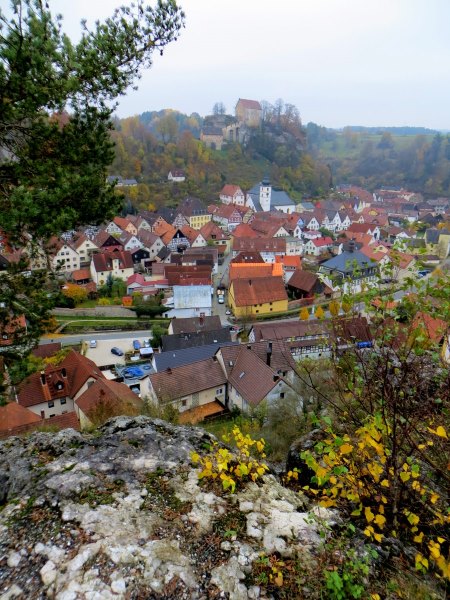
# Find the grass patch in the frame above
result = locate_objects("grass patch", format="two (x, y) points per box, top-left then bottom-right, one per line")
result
(75, 479), (125, 507)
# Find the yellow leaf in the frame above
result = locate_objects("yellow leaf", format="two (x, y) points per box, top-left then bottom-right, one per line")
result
(339, 443), (353, 455)
(191, 452), (200, 463)
(373, 533), (383, 542)
(413, 532), (424, 543)
(381, 479), (390, 488)
(400, 471), (410, 482)
(428, 546), (441, 559)
(435, 426), (448, 439)
(430, 493), (439, 504)
(365, 507), (375, 523)
(437, 537), (445, 544)
(371, 595), (381, 600)
(374, 514), (386, 528)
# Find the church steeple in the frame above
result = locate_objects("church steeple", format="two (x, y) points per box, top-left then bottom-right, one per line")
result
(259, 176), (272, 211)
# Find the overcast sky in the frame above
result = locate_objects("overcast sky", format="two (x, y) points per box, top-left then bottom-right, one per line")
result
(50, 0), (450, 129)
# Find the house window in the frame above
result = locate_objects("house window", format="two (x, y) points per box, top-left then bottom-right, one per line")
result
(49, 414), (55, 418)
(216, 388), (223, 395)
(48, 401), (54, 408)
(181, 398), (188, 407)
(60, 398), (66, 405)
(280, 393), (285, 399)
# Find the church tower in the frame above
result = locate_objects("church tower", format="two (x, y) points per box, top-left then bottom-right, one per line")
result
(259, 176), (272, 212)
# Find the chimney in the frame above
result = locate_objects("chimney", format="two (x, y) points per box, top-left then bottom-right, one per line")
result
(199, 313), (204, 326)
(349, 239), (355, 253)
(167, 367), (172, 374)
(40, 371), (52, 401)
(266, 341), (273, 366)
(61, 367), (67, 378)
(248, 279), (252, 286)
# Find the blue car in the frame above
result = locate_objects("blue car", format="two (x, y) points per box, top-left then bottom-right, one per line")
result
(111, 347), (124, 356)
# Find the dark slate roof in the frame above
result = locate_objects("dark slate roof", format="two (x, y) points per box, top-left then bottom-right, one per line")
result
(170, 316), (222, 335)
(319, 249), (378, 276)
(157, 246), (171, 260)
(426, 228), (450, 244)
(154, 341), (239, 372)
(161, 327), (232, 352)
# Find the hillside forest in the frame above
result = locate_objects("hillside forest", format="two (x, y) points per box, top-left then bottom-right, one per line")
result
(109, 102), (450, 213)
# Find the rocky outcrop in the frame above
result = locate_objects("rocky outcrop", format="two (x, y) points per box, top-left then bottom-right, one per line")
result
(0, 417), (336, 599)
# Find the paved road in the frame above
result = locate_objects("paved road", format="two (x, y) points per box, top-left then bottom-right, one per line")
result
(40, 330), (153, 347)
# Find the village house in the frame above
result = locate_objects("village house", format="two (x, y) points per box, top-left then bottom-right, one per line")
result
(168, 315), (222, 335)
(219, 184), (246, 206)
(136, 229), (165, 261)
(165, 285), (212, 319)
(148, 357), (228, 422)
(200, 221), (231, 254)
(287, 270), (324, 300)
(93, 230), (124, 253)
(304, 236), (333, 256)
(181, 225), (207, 248)
(118, 231), (143, 252)
(228, 276), (288, 318)
(167, 169), (186, 182)
(72, 234), (99, 267)
(318, 241), (380, 294)
(209, 203), (252, 231)
(274, 255), (302, 283)
(90, 250), (134, 285)
(232, 237), (287, 262)
(47, 238), (81, 273)
(16, 351), (102, 420)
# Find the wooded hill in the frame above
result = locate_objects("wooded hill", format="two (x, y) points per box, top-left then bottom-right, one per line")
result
(109, 107), (450, 213)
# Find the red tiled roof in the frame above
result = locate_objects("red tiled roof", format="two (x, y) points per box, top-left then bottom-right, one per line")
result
(288, 270), (320, 293)
(72, 268), (91, 281)
(412, 312), (447, 344)
(347, 223), (377, 234)
(113, 216), (131, 230)
(32, 342), (62, 359)
(231, 276), (287, 307)
(275, 255), (302, 269)
(232, 223), (258, 238)
(200, 221), (230, 241)
(312, 237), (333, 247)
(0, 410), (80, 440)
(220, 184), (243, 197)
(18, 350), (103, 408)
(75, 379), (140, 415)
(237, 99), (262, 110)
(0, 402), (41, 431)
(229, 263), (273, 281)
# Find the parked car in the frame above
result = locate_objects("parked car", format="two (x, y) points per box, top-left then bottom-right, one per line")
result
(225, 309), (231, 315)
(132, 340), (141, 351)
(111, 347), (124, 356)
(417, 269), (431, 278)
(89, 340), (97, 348)
(218, 295), (224, 304)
